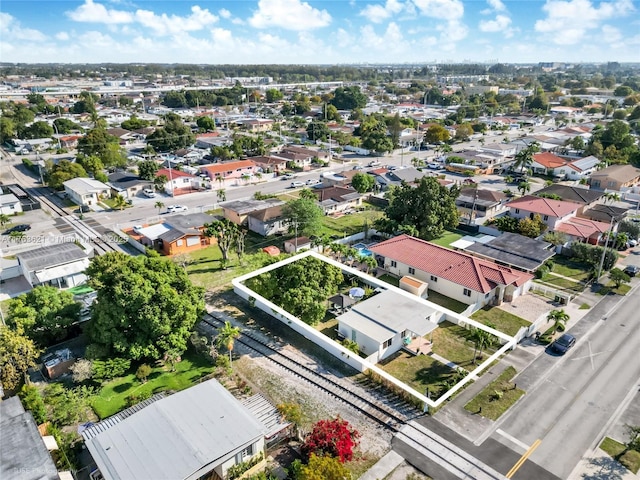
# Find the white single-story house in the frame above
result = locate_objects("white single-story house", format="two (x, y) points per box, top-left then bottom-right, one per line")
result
(82, 379), (275, 480)
(16, 243), (91, 288)
(0, 193), (23, 215)
(370, 235), (533, 307)
(63, 178), (110, 207)
(336, 289), (439, 362)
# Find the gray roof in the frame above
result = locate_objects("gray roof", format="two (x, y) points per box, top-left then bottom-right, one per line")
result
(0, 193), (20, 206)
(535, 184), (603, 205)
(337, 289), (437, 343)
(389, 167), (431, 183)
(107, 172), (150, 189)
(240, 394), (291, 439)
(17, 243), (88, 272)
(220, 198), (284, 215)
(84, 379), (265, 480)
(0, 397), (59, 480)
(465, 232), (555, 272)
(580, 204), (628, 223)
(166, 213), (216, 230)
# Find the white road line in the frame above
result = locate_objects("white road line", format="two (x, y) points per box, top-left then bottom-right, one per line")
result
(496, 429), (530, 452)
(589, 341), (594, 371)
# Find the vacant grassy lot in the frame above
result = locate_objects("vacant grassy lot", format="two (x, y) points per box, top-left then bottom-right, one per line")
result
(379, 350), (460, 400)
(91, 351), (214, 419)
(426, 291), (469, 313)
(464, 366), (525, 420)
(471, 306), (531, 337)
(551, 256), (592, 282)
(430, 230), (466, 249)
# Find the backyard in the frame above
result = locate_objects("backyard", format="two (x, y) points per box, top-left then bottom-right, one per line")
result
(429, 230), (466, 249)
(429, 321), (497, 370)
(91, 350), (215, 419)
(471, 306), (531, 337)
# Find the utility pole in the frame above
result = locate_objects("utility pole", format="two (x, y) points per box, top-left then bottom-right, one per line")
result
(596, 215), (616, 284)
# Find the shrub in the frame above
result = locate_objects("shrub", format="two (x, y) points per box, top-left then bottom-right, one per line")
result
(136, 364), (152, 383)
(18, 384), (47, 424)
(92, 358), (131, 382)
(70, 359), (93, 383)
(125, 390), (153, 407)
(301, 417), (361, 463)
(84, 343), (110, 360)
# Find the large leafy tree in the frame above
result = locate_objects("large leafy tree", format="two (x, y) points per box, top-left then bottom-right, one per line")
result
(7, 286), (81, 346)
(245, 256), (343, 325)
(137, 159), (160, 181)
(78, 127), (126, 168)
(19, 121), (54, 140)
(85, 252), (205, 361)
(46, 160), (87, 190)
(380, 177), (460, 240)
(351, 172), (375, 193)
(306, 121), (330, 142)
(424, 124), (450, 144)
(357, 116), (393, 154)
(0, 326), (41, 391)
(282, 197), (324, 237)
(301, 417), (361, 463)
(204, 219), (239, 267)
(330, 86), (367, 110)
(147, 113), (195, 152)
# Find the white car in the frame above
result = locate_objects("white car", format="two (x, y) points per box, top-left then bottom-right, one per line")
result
(143, 188), (156, 198)
(290, 181), (305, 188)
(167, 205), (188, 213)
(305, 178), (321, 186)
(281, 173), (295, 180)
(427, 163), (440, 170)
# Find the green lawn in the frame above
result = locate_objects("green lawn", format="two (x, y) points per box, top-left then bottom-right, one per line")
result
(426, 291), (469, 313)
(91, 351), (214, 419)
(600, 437), (640, 474)
(430, 322), (479, 370)
(318, 207), (384, 238)
(430, 230), (466, 248)
(598, 281), (632, 296)
(464, 366), (525, 420)
(378, 273), (400, 287)
(600, 437), (626, 457)
(379, 350), (463, 400)
(471, 306), (530, 336)
(550, 257), (592, 282)
(535, 275), (585, 293)
(316, 316), (339, 340)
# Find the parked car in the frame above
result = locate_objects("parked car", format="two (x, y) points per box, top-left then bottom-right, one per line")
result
(305, 178), (321, 186)
(367, 160), (382, 167)
(281, 173), (295, 180)
(167, 205), (188, 213)
(550, 333), (576, 355)
(628, 239), (638, 248)
(624, 265), (640, 277)
(427, 163), (440, 170)
(3, 224), (31, 235)
(143, 188), (156, 198)
(290, 181), (305, 188)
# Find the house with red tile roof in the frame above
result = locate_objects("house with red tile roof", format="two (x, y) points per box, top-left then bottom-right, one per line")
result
(506, 195), (580, 229)
(531, 152), (569, 175)
(370, 235), (533, 306)
(554, 217), (611, 245)
(156, 168), (200, 194)
(198, 160), (259, 181)
(250, 156), (288, 174)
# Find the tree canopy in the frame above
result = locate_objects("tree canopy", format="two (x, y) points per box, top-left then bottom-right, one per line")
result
(45, 160), (87, 190)
(245, 256), (343, 325)
(351, 172), (376, 193)
(85, 252), (205, 361)
(0, 326), (40, 391)
(282, 197), (324, 237)
(379, 177), (460, 240)
(137, 159), (160, 181)
(147, 113), (196, 152)
(330, 86), (367, 110)
(78, 127), (126, 168)
(7, 286), (81, 346)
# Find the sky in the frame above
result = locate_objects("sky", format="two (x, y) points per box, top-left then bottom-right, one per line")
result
(1, 0), (639, 65)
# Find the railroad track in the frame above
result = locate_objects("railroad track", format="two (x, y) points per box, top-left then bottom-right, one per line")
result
(202, 311), (507, 480)
(32, 187), (122, 256)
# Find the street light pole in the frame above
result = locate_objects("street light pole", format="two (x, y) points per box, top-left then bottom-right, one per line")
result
(596, 215), (616, 284)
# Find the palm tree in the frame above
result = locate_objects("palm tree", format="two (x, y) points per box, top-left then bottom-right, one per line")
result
(604, 192), (621, 204)
(216, 321), (241, 363)
(154, 201), (165, 214)
(547, 309), (569, 332)
(513, 142), (540, 175)
(517, 180), (531, 196)
(217, 188), (226, 202)
(112, 194), (127, 211)
(362, 256), (378, 274)
(0, 213), (10, 227)
(471, 328), (498, 364)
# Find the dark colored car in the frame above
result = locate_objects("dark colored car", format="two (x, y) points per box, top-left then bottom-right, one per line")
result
(624, 265), (640, 277)
(3, 224), (31, 235)
(551, 333), (576, 355)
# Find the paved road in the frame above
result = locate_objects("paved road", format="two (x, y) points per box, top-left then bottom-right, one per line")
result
(493, 284), (640, 479)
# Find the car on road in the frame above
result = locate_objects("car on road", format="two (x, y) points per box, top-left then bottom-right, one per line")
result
(624, 265), (640, 276)
(3, 224), (31, 235)
(550, 333), (576, 355)
(290, 181), (305, 188)
(167, 205), (188, 213)
(281, 173), (295, 180)
(367, 160), (382, 167)
(305, 178), (321, 186)
(427, 163), (440, 169)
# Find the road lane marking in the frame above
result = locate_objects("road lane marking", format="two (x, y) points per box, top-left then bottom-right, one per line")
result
(506, 439), (541, 478)
(496, 429), (529, 452)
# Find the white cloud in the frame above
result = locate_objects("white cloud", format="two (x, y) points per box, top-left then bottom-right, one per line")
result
(66, 0), (133, 24)
(135, 6), (218, 36)
(359, 0), (404, 23)
(601, 24), (622, 44)
(0, 12), (47, 41)
(248, 0), (331, 30)
(55, 32), (70, 41)
(479, 14), (511, 32)
(219, 8), (231, 19)
(487, 0), (506, 12)
(413, 0), (464, 20)
(535, 0), (635, 45)
(437, 20), (468, 42)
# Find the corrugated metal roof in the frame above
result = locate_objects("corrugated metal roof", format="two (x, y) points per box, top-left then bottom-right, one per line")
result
(240, 394), (291, 439)
(84, 380), (265, 480)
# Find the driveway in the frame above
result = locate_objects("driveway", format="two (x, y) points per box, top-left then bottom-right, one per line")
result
(497, 293), (552, 323)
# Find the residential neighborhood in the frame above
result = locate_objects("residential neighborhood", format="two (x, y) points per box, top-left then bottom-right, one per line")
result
(1, 60), (640, 480)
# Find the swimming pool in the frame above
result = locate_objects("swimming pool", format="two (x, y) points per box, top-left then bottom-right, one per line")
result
(352, 242), (374, 257)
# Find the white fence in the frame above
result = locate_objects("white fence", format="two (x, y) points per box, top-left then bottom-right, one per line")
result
(232, 250), (517, 410)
